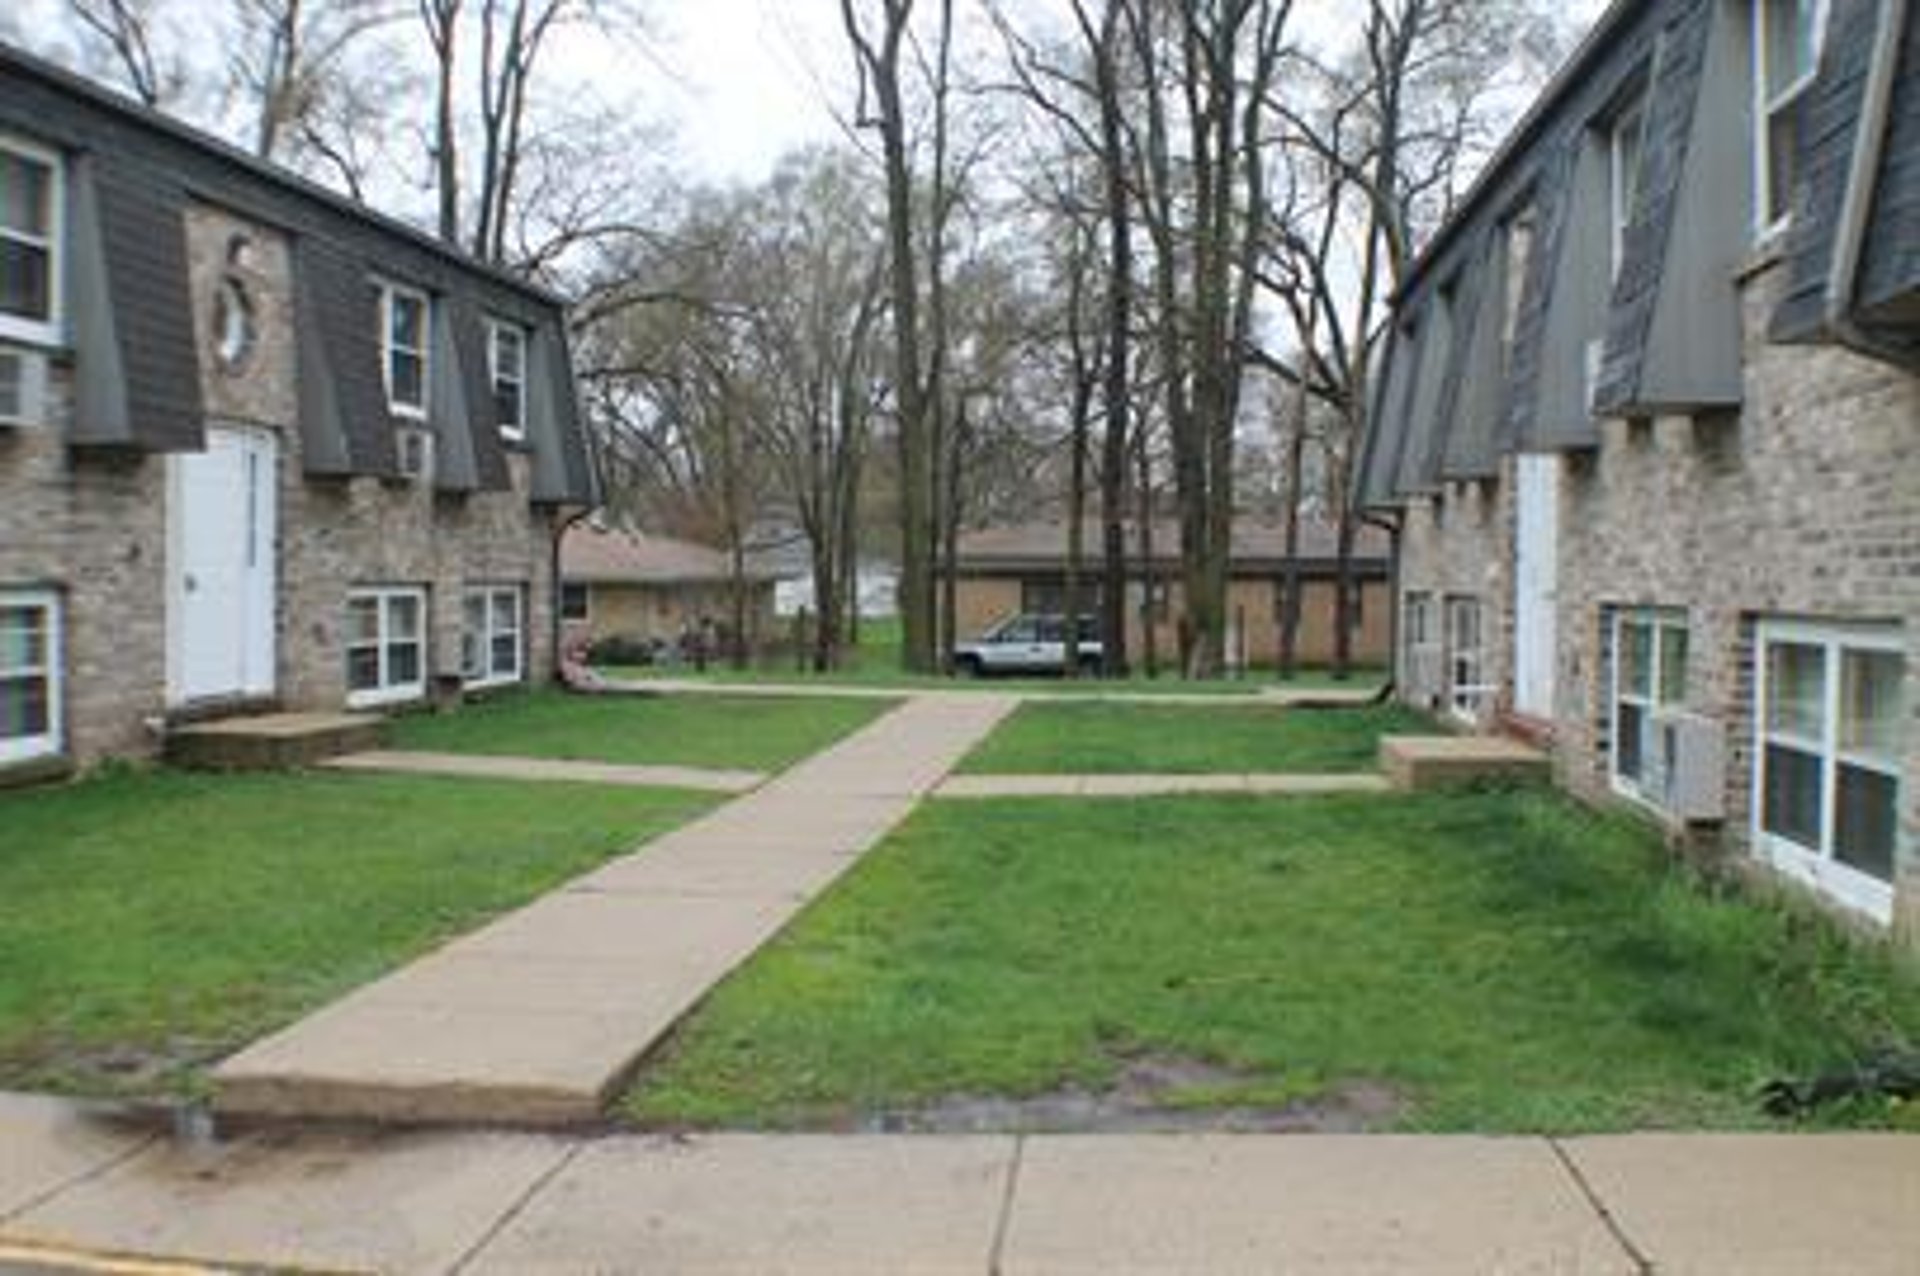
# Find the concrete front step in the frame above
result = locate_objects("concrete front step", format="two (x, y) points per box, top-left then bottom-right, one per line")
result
(1379, 733), (1550, 791)
(165, 712), (384, 771)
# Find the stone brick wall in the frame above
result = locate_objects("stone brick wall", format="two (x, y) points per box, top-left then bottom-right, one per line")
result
(184, 201), (563, 720)
(952, 574), (1390, 668)
(1394, 252), (1920, 937)
(0, 198), (571, 772)
(1395, 469), (1513, 715)
(0, 413), (169, 763)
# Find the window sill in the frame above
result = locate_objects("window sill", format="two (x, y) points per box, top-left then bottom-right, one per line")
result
(346, 685), (425, 711)
(0, 751), (75, 790)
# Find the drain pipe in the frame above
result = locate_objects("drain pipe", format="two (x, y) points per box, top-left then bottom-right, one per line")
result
(1824, 0), (1907, 362)
(551, 505), (596, 684)
(1362, 509), (1402, 703)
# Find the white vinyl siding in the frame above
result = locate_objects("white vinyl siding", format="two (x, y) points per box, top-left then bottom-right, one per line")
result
(462, 586), (524, 687)
(379, 283), (430, 418)
(1610, 609), (1689, 804)
(0, 134), (62, 346)
(1752, 620), (1903, 922)
(1752, 0), (1828, 236)
(345, 587), (426, 708)
(0, 588), (61, 764)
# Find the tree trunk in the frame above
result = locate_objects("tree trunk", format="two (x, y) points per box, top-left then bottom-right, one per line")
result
(1135, 424), (1159, 679)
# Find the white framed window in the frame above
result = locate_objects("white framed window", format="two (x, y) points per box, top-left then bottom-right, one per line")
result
(1499, 199), (1536, 351)
(1752, 619), (1903, 922)
(345, 587), (426, 708)
(0, 588), (62, 764)
(1752, 0), (1828, 238)
(1444, 595), (1490, 722)
(488, 320), (527, 441)
(378, 283), (430, 418)
(560, 582), (590, 623)
(1607, 92), (1648, 277)
(0, 134), (64, 347)
(462, 586), (524, 687)
(1610, 609), (1690, 803)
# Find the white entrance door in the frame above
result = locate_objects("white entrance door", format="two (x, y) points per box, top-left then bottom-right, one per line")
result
(170, 426), (278, 704)
(1512, 452), (1559, 719)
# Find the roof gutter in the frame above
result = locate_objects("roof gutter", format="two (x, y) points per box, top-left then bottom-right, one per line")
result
(1824, 0), (1909, 363)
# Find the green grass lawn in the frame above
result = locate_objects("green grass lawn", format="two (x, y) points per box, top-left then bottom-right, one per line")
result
(0, 769), (717, 1097)
(623, 790), (1920, 1132)
(385, 687), (894, 771)
(957, 701), (1441, 774)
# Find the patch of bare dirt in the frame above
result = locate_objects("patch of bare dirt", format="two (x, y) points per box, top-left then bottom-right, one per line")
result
(857, 1053), (1406, 1134)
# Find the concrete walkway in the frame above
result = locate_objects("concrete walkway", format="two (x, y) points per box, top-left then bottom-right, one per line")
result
(630, 675), (1382, 708)
(322, 749), (766, 793)
(212, 695), (1016, 1126)
(4, 1094), (1915, 1274)
(937, 772), (1391, 797)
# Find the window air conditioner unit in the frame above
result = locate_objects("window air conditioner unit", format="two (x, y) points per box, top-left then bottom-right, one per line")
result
(0, 348), (50, 429)
(396, 425), (434, 484)
(1644, 709), (1725, 823)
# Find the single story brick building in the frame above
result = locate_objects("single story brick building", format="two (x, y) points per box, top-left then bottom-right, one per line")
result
(947, 517), (1391, 670)
(560, 524), (776, 654)
(0, 43), (597, 776)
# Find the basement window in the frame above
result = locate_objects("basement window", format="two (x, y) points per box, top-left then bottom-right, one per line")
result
(0, 588), (61, 764)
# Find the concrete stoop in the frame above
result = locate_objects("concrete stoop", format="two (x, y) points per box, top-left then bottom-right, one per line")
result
(1379, 733), (1551, 790)
(165, 712), (383, 771)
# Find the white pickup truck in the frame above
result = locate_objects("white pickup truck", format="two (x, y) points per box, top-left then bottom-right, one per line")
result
(951, 614), (1104, 677)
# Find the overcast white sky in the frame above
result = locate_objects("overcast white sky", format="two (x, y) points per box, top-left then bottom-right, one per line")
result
(9, 0), (1610, 188)
(624, 0), (1609, 184)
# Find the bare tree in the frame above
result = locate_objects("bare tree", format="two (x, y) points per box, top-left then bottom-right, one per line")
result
(839, 0), (956, 675)
(1260, 0), (1572, 676)
(65, 0), (181, 106)
(1127, 0), (1292, 677)
(418, 0), (462, 243)
(227, 0), (400, 160)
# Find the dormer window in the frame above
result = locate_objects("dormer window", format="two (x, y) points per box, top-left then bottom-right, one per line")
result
(1753, 0), (1828, 237)
(1607, 94), (1647, 277)
(488, 319), (527, 442)
(0, 135), (62, 346)
(379, 282), (430, 417)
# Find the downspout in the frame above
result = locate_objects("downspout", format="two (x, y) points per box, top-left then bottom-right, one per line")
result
(1824, 0), (1906, 362)
(1362, 509), (1402, 702)
(551, 506), (595, 683)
